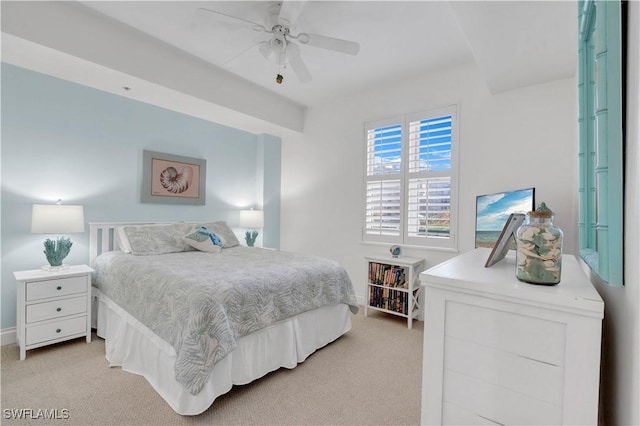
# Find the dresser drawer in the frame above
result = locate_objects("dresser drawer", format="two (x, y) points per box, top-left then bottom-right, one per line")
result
(26, 316), (87, 345)
(26, 276), (87, 301)
(445, 300), (567, 366)
(443, 369), (562, 425)
(26, 295), (87, 324)
(444, 336), (564, 404)
(442, 402), (503, 425)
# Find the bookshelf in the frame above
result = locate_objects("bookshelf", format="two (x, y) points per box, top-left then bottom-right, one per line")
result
(365, 255), (425, 329)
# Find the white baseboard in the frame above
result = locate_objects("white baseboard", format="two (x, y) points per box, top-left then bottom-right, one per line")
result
(1, 327), (17, 346)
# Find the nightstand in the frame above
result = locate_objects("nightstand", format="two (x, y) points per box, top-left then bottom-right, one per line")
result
(14, 265), (94, 360)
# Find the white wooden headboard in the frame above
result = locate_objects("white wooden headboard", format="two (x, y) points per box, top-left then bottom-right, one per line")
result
(89, 221), (168, 264)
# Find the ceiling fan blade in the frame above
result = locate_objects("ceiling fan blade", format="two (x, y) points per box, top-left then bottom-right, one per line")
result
(286, 43), (312, 83)
(258, 41), (271, 61)
(299, 33), (360, 56)
(224, 42), (262, 65)
(289, 55), (312, 83)
(197, 7), (267, 32)
(278, 1), (307, 27)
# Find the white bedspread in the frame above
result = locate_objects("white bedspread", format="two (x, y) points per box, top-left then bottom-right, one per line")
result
(92, 247), (358, 395)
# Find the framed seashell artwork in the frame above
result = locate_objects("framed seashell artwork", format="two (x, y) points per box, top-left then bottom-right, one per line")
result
(141, 150), (206, 205)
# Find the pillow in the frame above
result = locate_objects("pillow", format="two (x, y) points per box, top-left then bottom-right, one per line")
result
(124, 223), (193, 255)
(115, 226), (133, 254)
(196, 221), (240, 248)
(183, 227), (223, 253)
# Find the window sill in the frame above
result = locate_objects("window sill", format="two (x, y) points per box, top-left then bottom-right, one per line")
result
(360, 241), (459, 254)
(579, 248), (599, 273)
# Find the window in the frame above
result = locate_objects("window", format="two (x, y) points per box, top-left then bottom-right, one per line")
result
(364, 105), (458, 250)
(578, 0), (624, 286)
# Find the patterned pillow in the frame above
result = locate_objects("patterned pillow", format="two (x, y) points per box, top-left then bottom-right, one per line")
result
(115, 226), (133, 253)
(124, 223), (193, 255)
(196, 221), (240, 248)
(183, 227), (223, 253)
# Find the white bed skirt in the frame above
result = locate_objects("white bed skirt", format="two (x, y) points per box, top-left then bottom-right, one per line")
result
(95, 291), (353, 415)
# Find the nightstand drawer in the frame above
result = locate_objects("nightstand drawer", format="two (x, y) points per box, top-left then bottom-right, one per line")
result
(26, 295), (87, 324)
(26, 276), (87, 301)
(26, 316), (87, 345)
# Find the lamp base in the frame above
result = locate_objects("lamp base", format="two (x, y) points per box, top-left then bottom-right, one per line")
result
(245, 230), (259, 247)
(41, 264), (70, 272)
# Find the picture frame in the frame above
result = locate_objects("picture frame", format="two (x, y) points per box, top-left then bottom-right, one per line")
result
(475, 187), (535, 248)
(484, 213), (525, 267)
(141, 150), (206, 205)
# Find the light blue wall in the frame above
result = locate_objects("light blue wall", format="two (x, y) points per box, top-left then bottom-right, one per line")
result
(1, 63), (281, 329)
(257, 133), (282, 249)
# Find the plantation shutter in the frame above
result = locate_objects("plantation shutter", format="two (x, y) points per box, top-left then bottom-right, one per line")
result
(365, 120), (403, 241)
(406, 112), (454, 247)
(363, 106), (457, 249)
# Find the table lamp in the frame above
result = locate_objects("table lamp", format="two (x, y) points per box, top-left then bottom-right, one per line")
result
(31, 201), (85, 270)
(239, 209), (264, 247)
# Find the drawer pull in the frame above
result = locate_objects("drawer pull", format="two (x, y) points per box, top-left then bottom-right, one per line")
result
(56, 307), (62, 312)
(56, 328), (61, 333)
(56, 286), (62, 291)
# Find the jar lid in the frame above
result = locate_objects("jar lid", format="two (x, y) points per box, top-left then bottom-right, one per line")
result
(528, 202), (554, 218)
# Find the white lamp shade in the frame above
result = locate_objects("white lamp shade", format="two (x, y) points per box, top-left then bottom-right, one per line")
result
(31, 204), (85, 234)
(239, 210), (264, 228)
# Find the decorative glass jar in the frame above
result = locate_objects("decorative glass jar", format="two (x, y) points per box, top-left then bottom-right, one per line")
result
(515, 202), (563, 285)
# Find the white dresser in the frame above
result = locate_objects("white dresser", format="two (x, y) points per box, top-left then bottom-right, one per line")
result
(14, 265), (93, 360)
(420, 248), (604, 425)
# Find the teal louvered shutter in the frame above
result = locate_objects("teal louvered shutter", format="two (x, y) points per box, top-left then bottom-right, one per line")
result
(578, 0), (624, 286)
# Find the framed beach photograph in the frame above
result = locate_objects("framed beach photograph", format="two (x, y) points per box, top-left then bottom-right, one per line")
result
(475, 187), (535, 249)
(141, 150), (206, 205)
(484, 213), (526, 267)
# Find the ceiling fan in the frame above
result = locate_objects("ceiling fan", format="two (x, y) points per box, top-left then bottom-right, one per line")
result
(197, 1), (360, 84)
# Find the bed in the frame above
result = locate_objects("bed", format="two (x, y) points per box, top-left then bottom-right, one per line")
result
(89, 221), (359, 415)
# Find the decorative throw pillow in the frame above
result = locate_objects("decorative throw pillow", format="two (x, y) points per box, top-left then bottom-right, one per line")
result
(115, 226), (133, 254)
(183, 227), (224, 253)
(124, 223), (193, 255)
(196, 221), (240, 248)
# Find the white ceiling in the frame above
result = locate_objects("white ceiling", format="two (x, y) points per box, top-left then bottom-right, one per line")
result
(75, 0), (577, 106)
(1, 1), (577, 134)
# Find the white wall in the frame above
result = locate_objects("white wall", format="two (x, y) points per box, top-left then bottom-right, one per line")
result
(280, 62), (578, 304)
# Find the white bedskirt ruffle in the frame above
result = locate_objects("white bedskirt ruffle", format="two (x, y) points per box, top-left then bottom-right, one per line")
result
(95, 290), (352, 415)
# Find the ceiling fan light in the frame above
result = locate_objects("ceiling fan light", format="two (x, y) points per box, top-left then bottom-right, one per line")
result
(270, 35), (286, 53)
(259, 42), (287, 65)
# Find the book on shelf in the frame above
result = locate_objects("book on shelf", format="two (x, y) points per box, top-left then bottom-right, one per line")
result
(368, 286), (410, 315)
(368, 262), (407, 288)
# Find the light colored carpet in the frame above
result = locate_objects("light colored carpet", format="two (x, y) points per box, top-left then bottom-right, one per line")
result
(1, 309), (423, 425)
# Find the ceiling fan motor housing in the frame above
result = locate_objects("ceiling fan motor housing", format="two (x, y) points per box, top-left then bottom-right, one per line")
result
(270, 25), (288, 53)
